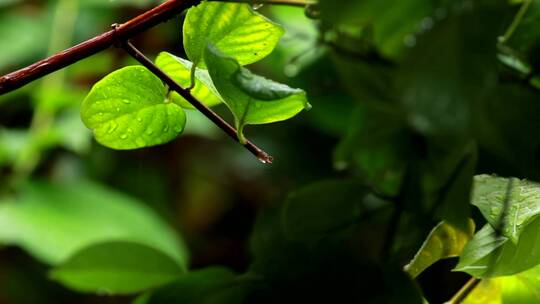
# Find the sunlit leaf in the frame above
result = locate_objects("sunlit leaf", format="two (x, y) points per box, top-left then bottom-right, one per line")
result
(500, 264), (540, 304)
(472, 175), (540, 242)
(404, 220), (475, 278)
(204, 44), (310, 143)
(463, 264), (540, 304)
(183, 2), (284, 68)
(81, 66), (186, 150)
(50, 241), (183, 295)
(155, 52), (222, 109)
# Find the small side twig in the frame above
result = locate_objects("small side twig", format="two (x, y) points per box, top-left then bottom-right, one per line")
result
(445, 277), (481, 304)
(121, 41), (273, 163)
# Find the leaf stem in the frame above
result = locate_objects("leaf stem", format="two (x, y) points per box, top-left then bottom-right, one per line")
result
(445, 277), (481, 304)
(499, 0), (532, 44)
(210, 0), (316, 7)
(122, 41), (273, 164)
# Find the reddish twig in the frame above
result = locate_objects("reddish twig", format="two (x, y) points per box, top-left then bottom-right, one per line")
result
(122, 41), (273, 163)
(0, 0), (201, 95)
(0, 0), (274, 162)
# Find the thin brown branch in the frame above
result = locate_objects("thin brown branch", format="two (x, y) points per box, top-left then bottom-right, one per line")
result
(122, 41), (273, 164)
(0, 0), (201, 95)
(445, 277), (481, 304)
(209, 0), (316, 7)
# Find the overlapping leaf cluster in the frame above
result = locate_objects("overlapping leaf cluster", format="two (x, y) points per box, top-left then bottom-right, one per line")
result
(81, 1), (310, 149)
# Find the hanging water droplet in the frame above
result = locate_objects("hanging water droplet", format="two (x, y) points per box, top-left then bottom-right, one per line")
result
(252, 3), (264, 10)
(304, 102), (313, 111)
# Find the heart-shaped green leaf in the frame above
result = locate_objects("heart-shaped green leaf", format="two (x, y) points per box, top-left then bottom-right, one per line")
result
(204, 44), (310, 142)
(183, 2), (284, 69)
(81, 66), (186, 150)
(155, 52), (222, 109)
(472, 175), (540, 243)
(50, 241), (183, 295)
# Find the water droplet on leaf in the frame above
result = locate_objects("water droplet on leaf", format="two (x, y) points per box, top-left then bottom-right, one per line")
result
(107, 123), (118, 134)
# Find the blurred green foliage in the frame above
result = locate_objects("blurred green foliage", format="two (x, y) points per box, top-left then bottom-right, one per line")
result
(1, 0), (540, 303)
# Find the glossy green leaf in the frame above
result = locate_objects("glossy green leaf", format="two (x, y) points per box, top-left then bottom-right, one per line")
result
(135, 267), (246, 304)
(0, 180), (188, 267)
(455, 217), (540, 278)
(81, 66), (186, 150)
(204, 44), (310, 142)
(183, 2), (284, 68)
(155, 52), (222, 109)
(472, 175), (540, 242)
(50, 242), (183, 295)
(404, 220), (475, 278)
